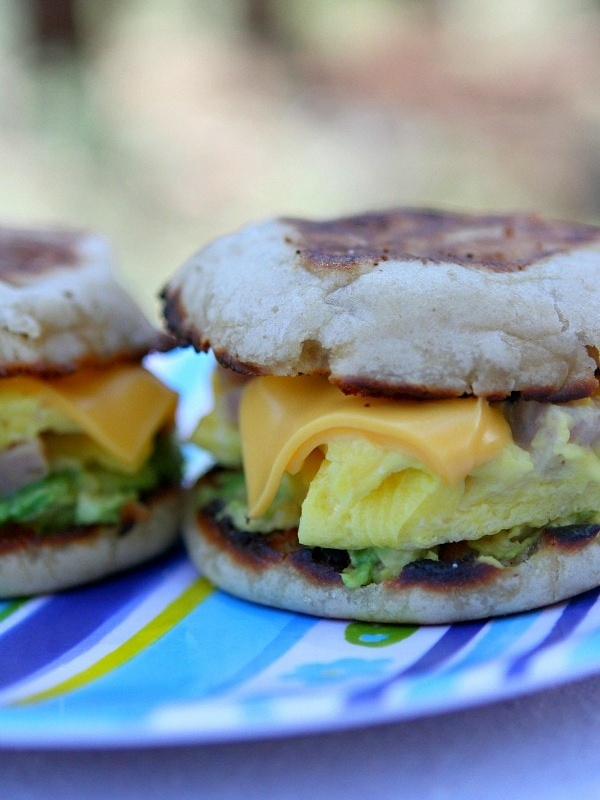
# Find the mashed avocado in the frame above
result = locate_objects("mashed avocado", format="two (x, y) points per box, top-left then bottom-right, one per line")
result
(196, 469), (303, 533)
(0, 433), (182, 533)
(0, 393), (77, 449)
(191, 369), (243, 467)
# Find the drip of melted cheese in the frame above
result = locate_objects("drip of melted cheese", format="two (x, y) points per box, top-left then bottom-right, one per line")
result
(0, 364), (178, 471)
(240, 375), (512, 518)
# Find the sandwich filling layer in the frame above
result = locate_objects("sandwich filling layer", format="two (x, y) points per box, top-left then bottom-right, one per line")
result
(0, 363), (182, 534)
(192, 369), (600, 587)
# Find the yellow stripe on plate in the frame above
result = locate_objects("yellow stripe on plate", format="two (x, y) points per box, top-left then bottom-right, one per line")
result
(16, 577), (213, 707)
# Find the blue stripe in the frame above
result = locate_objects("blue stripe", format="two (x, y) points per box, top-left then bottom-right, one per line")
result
(398, 621), (487, 678)
(398, 613), (541, 707)
(350, 620), (487, 703)
(201, 613), (318, 698)
(506, 589), (600, 678)
(24, 592), (316, 718)
(0, 547), (183, 690)
(441, 610), (539, 675)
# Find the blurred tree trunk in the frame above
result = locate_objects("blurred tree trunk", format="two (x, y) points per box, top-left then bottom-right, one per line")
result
(30, 0), (82, 59)
(243, 0), (284, 48)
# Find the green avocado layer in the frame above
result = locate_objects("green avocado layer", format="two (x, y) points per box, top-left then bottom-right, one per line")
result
(0, 434), (182, 533)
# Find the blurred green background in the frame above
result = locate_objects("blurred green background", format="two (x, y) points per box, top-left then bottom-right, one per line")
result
(1, 0), (599, 322)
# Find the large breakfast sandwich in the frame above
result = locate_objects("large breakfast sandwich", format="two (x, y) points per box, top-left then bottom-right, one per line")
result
(0, 225), (182, 596)
(162, 208), (600, 623)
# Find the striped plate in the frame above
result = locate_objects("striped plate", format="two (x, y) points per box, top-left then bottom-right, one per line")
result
(1, 348), (600, 748)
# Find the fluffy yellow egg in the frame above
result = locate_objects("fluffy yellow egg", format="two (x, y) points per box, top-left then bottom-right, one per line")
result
(298, 419), (600, 551)
(0, 393), (75, 450)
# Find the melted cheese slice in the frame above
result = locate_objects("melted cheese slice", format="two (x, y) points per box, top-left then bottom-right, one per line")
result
(240, 375), (512, 518)
(0, 364), (178, 471)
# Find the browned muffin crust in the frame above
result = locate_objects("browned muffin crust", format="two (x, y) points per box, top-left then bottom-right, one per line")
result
(283, 209), (600, 273)
(162, 208), (600, 402)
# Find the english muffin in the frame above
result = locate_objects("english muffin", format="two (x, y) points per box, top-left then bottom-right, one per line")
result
(0, 225), (182, 597)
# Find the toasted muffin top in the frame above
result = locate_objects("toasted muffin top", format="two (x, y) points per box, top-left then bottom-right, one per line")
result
(0, 226), (164, 375)
(162, 208), (600, 401)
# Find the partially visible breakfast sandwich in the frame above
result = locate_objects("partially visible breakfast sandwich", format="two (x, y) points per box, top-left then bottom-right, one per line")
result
(162, 208), (600, 623)
(0, 225), (182, 597)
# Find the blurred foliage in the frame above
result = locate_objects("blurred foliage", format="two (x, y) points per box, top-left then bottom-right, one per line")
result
(0, 0), (599, 320)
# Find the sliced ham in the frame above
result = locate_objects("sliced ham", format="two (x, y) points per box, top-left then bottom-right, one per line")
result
(505, 396), (600, 458)
(0, 439), (49, 497)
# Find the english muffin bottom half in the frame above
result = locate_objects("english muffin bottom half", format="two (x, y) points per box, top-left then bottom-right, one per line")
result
(0, 225), (183, 597)
(162, 208), (600, 623)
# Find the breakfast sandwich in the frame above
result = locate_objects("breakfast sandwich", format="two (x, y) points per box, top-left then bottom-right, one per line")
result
(162, 208), (600, 623)
(0, 225), (182, 596)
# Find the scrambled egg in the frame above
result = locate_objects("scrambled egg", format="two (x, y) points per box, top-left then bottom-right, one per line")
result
(0, 393), (135, 472)
(0, 393), (76, 450)
(191, 369), (243, 467)
(195, 368), (600, 554)
(298, 433), (600, 550)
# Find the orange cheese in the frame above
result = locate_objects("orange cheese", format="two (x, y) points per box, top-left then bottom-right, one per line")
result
(0, 364), (178, 471)
(240, 375), (512, 518)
